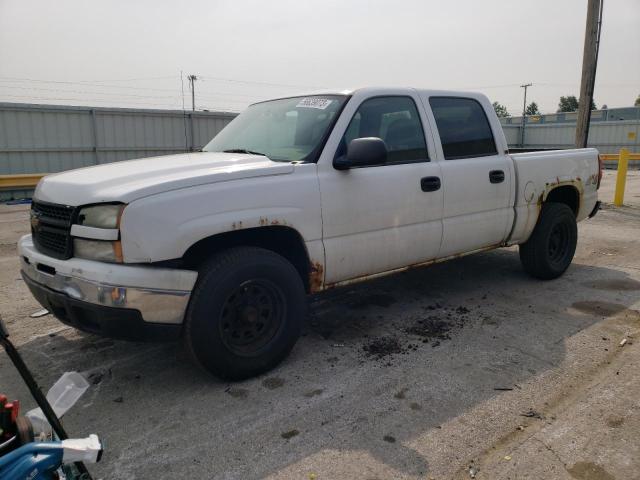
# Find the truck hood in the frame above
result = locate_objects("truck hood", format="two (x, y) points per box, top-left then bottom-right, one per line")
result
(34, 152), (295, 206)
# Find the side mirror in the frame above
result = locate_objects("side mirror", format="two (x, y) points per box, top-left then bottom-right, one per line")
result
(334, 137), (387, 170)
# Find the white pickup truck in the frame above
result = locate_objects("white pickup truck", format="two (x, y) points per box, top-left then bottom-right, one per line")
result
(19, 87), (602, 379)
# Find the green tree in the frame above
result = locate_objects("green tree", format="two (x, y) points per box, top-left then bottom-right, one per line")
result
(492, 101), (510, 118)
(635, 94), (640, 107)
(525, 102), (540, 115)
(558, 95), (579, 112)
(558, 95), (597, 112)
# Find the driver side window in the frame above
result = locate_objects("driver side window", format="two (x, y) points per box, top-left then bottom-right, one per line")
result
(336, 96), (429, 165)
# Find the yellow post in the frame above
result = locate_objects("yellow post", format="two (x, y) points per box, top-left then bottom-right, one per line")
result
(613, 148), (629, 206)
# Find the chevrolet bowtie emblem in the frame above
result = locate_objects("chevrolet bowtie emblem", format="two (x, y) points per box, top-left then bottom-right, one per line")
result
(30, 211), (41, 230)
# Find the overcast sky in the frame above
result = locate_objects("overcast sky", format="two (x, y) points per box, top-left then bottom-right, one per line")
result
(0, 0), (638, 115)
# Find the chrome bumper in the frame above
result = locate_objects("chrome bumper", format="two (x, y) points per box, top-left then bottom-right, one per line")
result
(19, 236), (197, 324)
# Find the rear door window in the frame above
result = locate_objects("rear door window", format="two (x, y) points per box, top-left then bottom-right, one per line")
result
(429, 97), (497, 160)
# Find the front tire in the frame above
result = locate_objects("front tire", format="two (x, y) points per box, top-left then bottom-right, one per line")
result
(519, 202), (577, 280)
(184, 247), (306, 380)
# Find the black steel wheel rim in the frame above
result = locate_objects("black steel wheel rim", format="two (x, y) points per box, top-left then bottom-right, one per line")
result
(219, 279), (286, 355)
(548, 222), (570, 264)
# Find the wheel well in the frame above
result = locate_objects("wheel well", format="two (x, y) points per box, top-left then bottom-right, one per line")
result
(182, 226), (312, 292)
(545, 186), (579, 216)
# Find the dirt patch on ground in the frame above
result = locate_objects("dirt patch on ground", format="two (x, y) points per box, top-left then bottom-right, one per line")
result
(567, 461), (615, 480)
(362, 337), (404, 359)
(303, 388), (323, 398)
(280, 429), (299, 440)
(584, 278), (640, 291)
(571, 301), (640, 321)
(360, 305), (472, 361)
(406, 317), (452, 345)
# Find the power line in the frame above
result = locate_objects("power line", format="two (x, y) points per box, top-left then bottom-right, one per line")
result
(0, 93), (242, 112)
(75, 75), (177, 82)
(0, 77), (270, 103)
(0, 75), (324, 93)
(0, 83), (251, 104)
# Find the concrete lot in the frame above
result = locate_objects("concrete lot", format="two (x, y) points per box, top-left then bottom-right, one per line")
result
(0, 170), (638, 480)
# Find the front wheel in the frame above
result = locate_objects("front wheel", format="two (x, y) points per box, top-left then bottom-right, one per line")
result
(184, 247), (306, 380)
(519, 202), (577, 280)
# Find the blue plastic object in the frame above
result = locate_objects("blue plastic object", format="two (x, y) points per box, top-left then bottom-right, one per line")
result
(0, 441), (65, 480)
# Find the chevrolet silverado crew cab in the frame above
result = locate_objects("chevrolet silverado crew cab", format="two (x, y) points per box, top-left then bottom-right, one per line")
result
(20, 87), (602, 379)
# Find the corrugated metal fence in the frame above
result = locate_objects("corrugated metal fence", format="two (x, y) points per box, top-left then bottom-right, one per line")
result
(503, 119), (640, 168)
(1, 102), (638, 199)
(0, 102), (236, 199)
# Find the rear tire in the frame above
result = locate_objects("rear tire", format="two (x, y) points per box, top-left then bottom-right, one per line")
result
(519, 202), (577, 280)
(184, 247), (305, 380)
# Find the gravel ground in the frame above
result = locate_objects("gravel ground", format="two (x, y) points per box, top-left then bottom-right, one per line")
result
(0, 170), (638, 480)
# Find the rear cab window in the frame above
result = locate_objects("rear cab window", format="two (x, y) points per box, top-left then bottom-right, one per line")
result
(429, 97), (497, 160)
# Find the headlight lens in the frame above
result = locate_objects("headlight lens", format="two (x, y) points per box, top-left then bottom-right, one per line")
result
(73, 239), (123, 263)
(77, 204), (124, 229)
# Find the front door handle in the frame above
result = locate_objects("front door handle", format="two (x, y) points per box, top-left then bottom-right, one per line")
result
(420, 176), (441, 192)
(489, 170), (505, 184)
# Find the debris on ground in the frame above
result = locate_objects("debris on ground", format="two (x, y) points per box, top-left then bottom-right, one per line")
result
(88, 372), (105, 385)
(520, 409), (543, 419)
(394, 387), (409, 399)
(262, 377), (285, 389)
(225, 387), (249, 399)
(406, 317), (452, 344)
(382, 435), (396, 443)
(281, 429), (299, 439)
(362, 337), (404, 359)
(493, 387), (514, 391)
(468, 465), (478, 478)
(619, 338), (628, 347)
(29, 308), (49, 318)
(303, 389), (323, 398)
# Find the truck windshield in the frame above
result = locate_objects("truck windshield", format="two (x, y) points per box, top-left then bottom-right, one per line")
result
(203, 95), (348, 162)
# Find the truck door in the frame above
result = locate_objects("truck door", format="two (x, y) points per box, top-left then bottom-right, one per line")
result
(425, 96), (514, 257)
(317, 92), (443, 285)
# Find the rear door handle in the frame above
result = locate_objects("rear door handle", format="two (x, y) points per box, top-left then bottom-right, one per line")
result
(489, 170), (505, 184)
(420, 176), (441, 192)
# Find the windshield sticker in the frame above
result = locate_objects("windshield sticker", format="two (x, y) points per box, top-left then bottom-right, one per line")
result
(296, 98), (333, 109)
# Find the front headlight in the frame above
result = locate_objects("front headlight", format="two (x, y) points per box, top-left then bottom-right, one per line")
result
(73, 203), (125, 263)
(77, 204), (125, 229)
(73, 239), (123, 263)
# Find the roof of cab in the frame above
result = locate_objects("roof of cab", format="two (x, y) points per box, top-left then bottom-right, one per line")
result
(251, 87), (490, 106)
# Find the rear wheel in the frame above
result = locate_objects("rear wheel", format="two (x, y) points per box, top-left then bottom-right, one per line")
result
(184, 247), (305, 380)
(519, 202), (577, 280)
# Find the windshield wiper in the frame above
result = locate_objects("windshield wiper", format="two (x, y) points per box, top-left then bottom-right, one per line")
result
(222, 148), (268, 157)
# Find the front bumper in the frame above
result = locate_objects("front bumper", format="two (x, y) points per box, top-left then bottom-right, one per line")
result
(19, 235), (198, 340)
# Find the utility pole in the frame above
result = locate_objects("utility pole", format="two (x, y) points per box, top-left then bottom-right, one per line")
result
(576, 0), (603, 148)
(520, 83), (532, 147)
(187, 75), (198, 111)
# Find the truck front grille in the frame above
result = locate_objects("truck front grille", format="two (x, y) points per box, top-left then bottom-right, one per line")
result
(31, 201), (76, 259)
